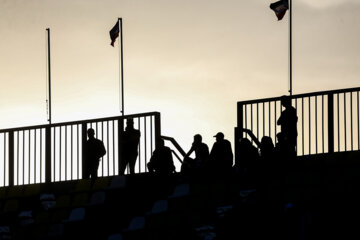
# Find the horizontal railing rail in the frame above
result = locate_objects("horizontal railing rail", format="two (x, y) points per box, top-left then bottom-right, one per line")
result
(0, 112), (161, 187)
(236, 87), (360, 161)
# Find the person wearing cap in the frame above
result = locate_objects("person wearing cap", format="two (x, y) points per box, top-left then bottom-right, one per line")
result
(120, 118), (141, 175)
(209, 132), (233, 173)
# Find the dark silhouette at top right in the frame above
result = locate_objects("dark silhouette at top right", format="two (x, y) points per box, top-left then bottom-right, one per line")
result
(277, 95), (298, 155)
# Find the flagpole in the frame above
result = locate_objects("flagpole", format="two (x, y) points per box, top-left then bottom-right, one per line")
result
(289, 0), (293, 96)
(46, 28), (52, 124)
(119, 18), (124, 116)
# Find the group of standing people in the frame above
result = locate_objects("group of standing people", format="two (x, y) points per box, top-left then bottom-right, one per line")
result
(180, 132), (233, 175)
(235, 95), (298, 183)
(83, 95), (297, 181)
(83, 118), (141, 180)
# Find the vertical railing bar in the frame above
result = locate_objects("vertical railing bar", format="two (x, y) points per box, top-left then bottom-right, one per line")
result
(4, 133), (6, 185)
(71, 125), (73, 180)
(144, 116), (147, 173)
(315, 96), (318, 154)
(268, 102), (271, 137)
(274, 101), (277, 144)
(256, 103), (259, 140)
(150, 116), (153, 157)
(8, 132), (14, 186)
(358, 91), (359, 150)
(17, 131), (19, 185)
(53, 127), (56, 181)
(302, 98), (304, 155)
(136, 117), (141, 173)
(309, 97), (311, 155)
(101, 121), (104, 177)
(350, 92), (353, 151)
(65, 126), (68, 181)
(59, 127), (62, 181)
(107, 121), (110, 176)
(337, 94), (340, 151)
(22, 130), (25, 185)
(263, 103), (265, 137)
(251, 104), (253, 144)
(295, 98), (298, 154)
(137, 118), (141, 174)
(245, 105), (247, 130)
(344, 93), (347, 151)
(113, 120), (115, 175)
(40, 129), (43, 183)
(34, 130), (37, 183)
(322, 95), (324, 153)
(28, 130), (30, 184)
(96, 122), (98, 139)
(77, 125), (80, 179)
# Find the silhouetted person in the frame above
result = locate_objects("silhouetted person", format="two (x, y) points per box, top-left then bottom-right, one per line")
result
(277, 95), (298, 154)
(181, 134), (209, 174)
(147, 138), (175, 175)
(84, 128), (106, 180)
(240, 129), (275, 187)
(234, 137), (259, 185)
(120, 118), (141, 175)
(274, 132), (296, 164)
(241, 129), (274, 161)
(209, 132), (233, 174)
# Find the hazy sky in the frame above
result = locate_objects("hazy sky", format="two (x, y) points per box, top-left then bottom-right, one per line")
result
(1, 0), (359, 154)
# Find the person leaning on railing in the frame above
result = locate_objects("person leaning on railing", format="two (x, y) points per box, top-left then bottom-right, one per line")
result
(181, 134), (209, 175)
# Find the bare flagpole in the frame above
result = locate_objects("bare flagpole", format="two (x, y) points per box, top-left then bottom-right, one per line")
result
(119, 18), (124, 116)
(289, 0), (293, 96)
(46, 28), (52, 124)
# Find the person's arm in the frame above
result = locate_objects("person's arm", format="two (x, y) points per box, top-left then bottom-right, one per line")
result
(185, 143), (195, 158)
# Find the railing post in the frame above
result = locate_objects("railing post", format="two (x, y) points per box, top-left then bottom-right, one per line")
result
(45, 126), (52, 183)
(235, 103), (244, 167)
(328, 94), (334, 153)
(154, 112), (161, 149)
(117, 118), (124, 174)
(81, 123), (87, 178)
(8, 131), (14, 186)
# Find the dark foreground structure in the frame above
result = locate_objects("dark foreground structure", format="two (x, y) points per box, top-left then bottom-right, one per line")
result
(1, 151), (360, 240)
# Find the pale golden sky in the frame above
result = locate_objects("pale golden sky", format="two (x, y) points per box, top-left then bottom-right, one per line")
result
(0, 0), (359, 153)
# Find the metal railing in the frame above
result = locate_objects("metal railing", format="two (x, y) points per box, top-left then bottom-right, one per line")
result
(0, 112), (161, 187)
(235, 87), (360, 160)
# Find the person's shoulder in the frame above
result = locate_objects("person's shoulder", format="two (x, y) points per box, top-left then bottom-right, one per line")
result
(200, 142), (209, 148)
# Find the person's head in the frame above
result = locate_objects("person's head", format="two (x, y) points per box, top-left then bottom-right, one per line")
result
(261, 136), (274, 149)
(280, 95), (292, 108)
(87, 128), (95, 139)
(156, 138), (165, 148)
(260, 136), (274, 154)
(239, 137), (251, 149)
(126, 118), (134, 128)
(214, 132), (224, 142)
(194, 134), (202, 144)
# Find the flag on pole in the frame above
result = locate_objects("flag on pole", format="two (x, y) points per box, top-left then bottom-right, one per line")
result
(110, 21), (120, 47)
(270, 0), (289, 21)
